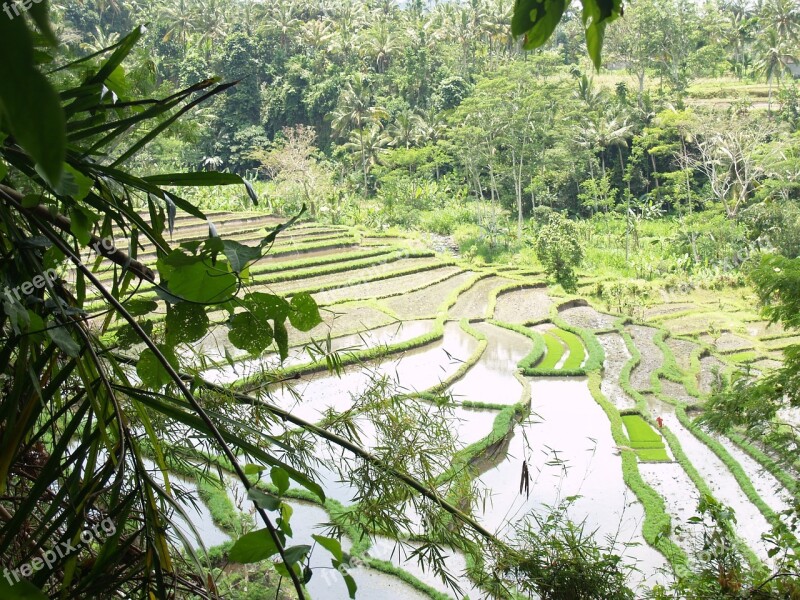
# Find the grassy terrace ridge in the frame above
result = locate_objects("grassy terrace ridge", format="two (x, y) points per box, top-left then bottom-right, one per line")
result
(82, 231), (363, 287)
(232, 270), (485, 387)
(87, 248), (440, 315)
(87, 243), (399, 290)
(83, 211), (794, 596)
(492, 304), (690, 573)
(642, 324), (777, 571)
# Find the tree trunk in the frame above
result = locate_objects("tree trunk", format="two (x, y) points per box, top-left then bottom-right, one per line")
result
(360, 129), (368, 199)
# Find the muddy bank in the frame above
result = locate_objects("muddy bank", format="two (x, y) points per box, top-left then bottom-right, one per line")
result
(665, 337), (699, 372)
(449, 275), (515, 320)
(627, 325), (661, 391)
(596, 332), (636, 410)
(698, 356), (726, 394)
(314, 265), (463, 305)
(493, 287), (552, 324)
(559, 303), (617, 331)
(714, 332), (754, 353)
(383, 271), (476, 319)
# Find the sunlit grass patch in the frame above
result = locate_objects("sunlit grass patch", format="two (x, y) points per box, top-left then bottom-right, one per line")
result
(551, 328), (586, 369)
(622, 414), (670, 462)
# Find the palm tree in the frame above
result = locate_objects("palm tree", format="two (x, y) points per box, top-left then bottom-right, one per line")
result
(330, 74), (388, 196)
(362, 20), (401, 73)
(162, 0), (198, 54)
(387, 109), (422, 149)
(80, 25), (121, 54)
(302, 19), (335, 73)
(755, 28), (793, 112)
(268, 1), (302, 51)
(415, 108), (447, 145)
(343, 124), (390, 188)
(195, 0), (229, 60)
(761, 0), (800, 45)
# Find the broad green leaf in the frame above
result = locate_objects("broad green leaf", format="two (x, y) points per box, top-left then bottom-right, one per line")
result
(162, 260), (237, 304)
(274, 320), (289, 362)
(283, 545), (311, 566)
(581, 0), (621, 69)
(511, 0), (567, 49)
(244, 464), (266, 475)
(270, 467), (290, 496)
(344, 571), (358, 598)
(0, 15), (65, 186)
(62, 164), (94, 200)
(229, 528), (278, 564)
(279, 502), (293, 537)
(331, 561), (358, 599)
(243, 292), (290, 321)
(136, 345), (180, 390)
(0, 577), (49, 600)
(21, 195), (40, 208)
(125, 298), (159, 317)
(288, 293), (322, 332)
(222, 240), (262, 273)
(47, 323), (80, 358)
(69, 206), (100, 246)
(274, 560), (303, 579)
(228, 312), (273, 355)
(165, 302), (209, 345)
(312, 535), (343, 562)
(247, 487), (281, 511)
(3, 299), (29, 334)
(116, 319), (154, 347)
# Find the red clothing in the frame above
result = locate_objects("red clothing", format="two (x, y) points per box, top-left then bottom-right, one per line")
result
(656, 417), (664, 428)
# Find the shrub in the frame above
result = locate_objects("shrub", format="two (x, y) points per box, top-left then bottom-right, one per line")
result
(534, 214), (585, 292)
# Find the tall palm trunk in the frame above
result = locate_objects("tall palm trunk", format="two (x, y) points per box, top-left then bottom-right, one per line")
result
(360, 128), (368, 199)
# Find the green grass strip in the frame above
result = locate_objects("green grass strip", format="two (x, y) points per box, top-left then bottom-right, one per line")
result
(621, 414), (670, 462)
(551, 328), (586, 370)
(538, 331), (565, 370)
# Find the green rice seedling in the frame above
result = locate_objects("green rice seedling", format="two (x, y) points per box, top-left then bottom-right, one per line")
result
(552, 328), (586, 369)
(622, 414), (670, 461)
(538, 331), (566, 369)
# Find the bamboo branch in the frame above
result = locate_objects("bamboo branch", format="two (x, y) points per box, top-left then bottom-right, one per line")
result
(0, 184), (156, 283)
(14, 198), (308, 600)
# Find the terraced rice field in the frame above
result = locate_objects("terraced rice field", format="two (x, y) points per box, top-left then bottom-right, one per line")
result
(96, 211), (798, 598)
